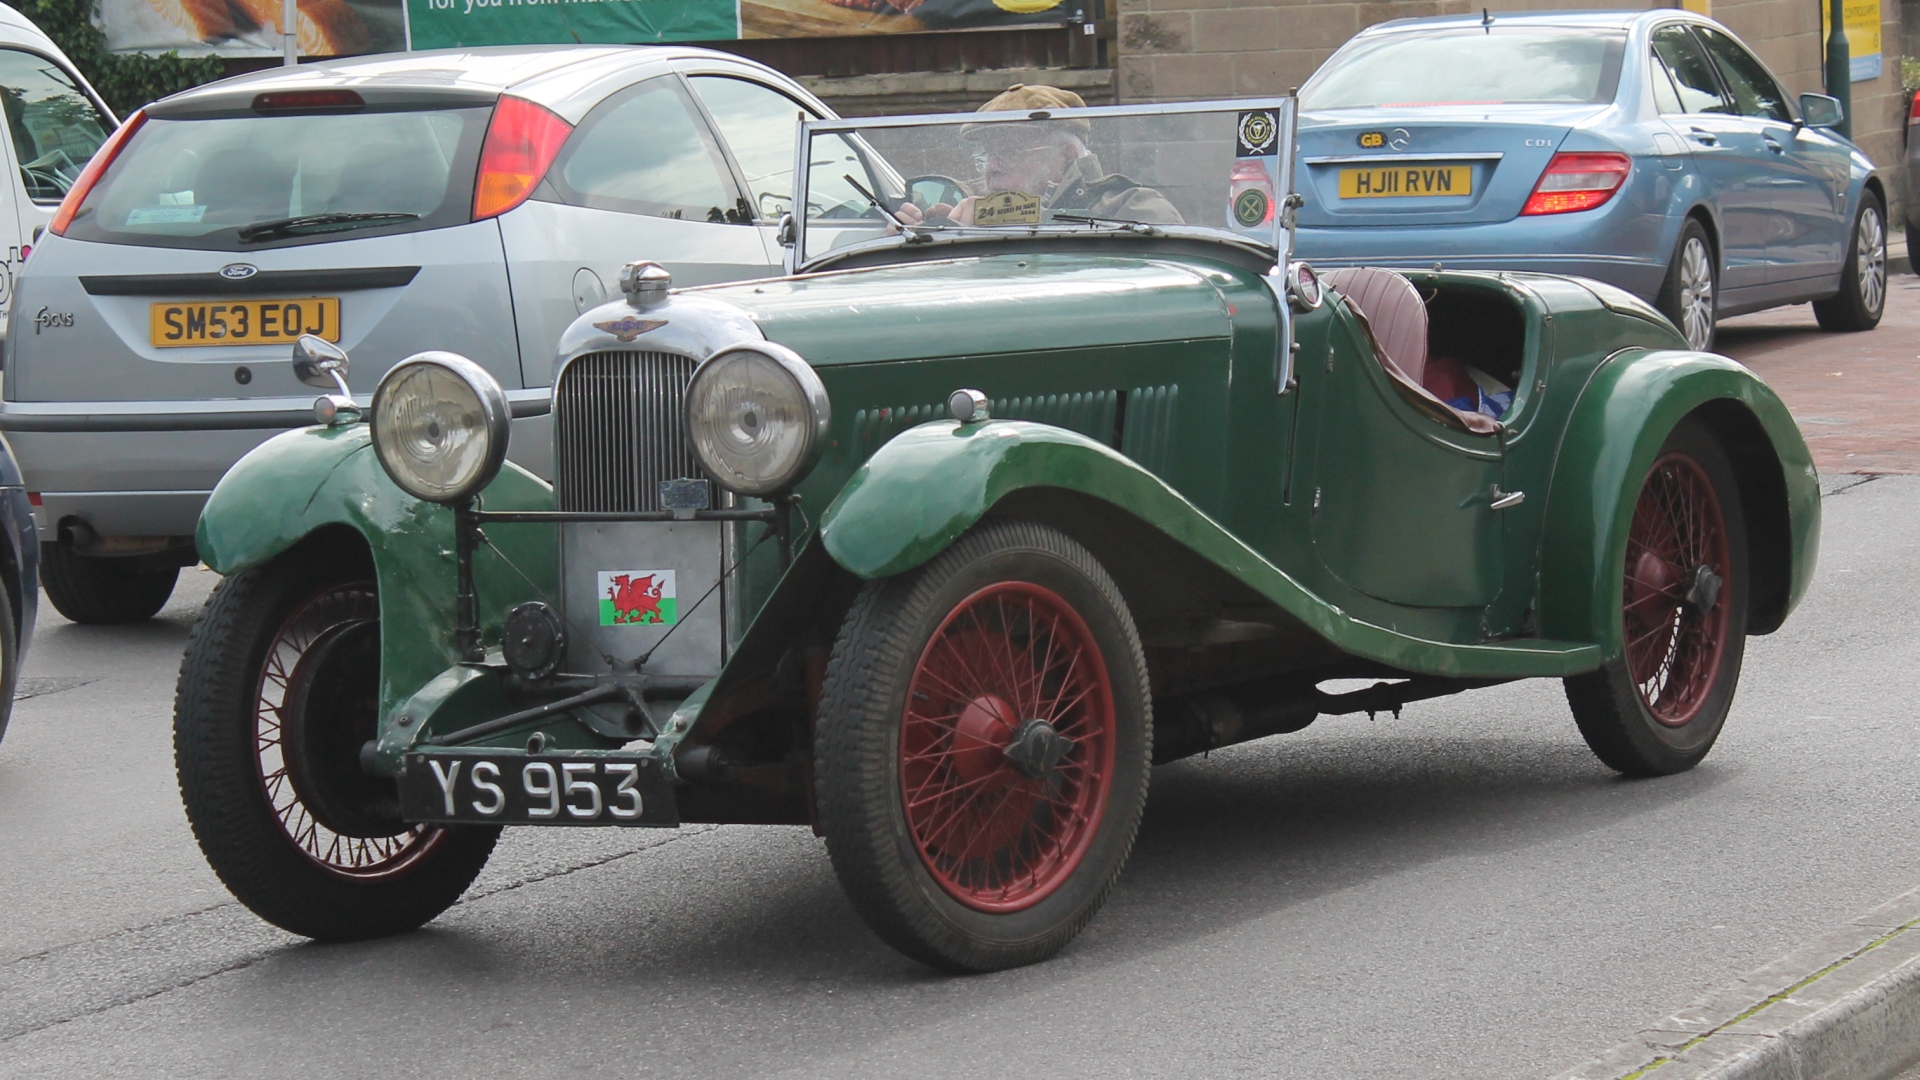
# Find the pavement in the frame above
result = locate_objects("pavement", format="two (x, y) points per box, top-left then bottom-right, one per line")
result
(4, 286), (1920, 1079)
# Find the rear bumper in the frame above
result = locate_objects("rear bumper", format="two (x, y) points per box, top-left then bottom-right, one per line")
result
(1294, 212), (1671, 300)
(5, 394), (554, 538)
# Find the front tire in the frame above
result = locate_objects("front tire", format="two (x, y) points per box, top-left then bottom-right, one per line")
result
(1564, 420), (1749, 777)
(815, 520), (1150, 972)
(1814, 193), (1887, 332)
(41, 542), (178, 624)
(1656, 219), (1718, 351)
(174, 544), (497, 940)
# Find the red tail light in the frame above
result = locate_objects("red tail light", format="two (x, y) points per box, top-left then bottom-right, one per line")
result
(473, 96), (572, 221)
(49, 109), (146, 236)
(1520, 151), (1631, 216)
(1907, 92), (1920, 126)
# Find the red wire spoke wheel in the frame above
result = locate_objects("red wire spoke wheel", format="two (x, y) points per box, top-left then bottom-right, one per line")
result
(899, 582), (1116, 913)
(1566, 420), (1749, 777)
(255, 583), (445, 879)
(176, 543), (499, 941)
(817, 520), (1150, 972)
(1621, 453), (1731, 726)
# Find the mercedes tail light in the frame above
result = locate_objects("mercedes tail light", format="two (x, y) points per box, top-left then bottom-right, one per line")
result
(473, 96), (572, 221)
(1520, 151), (1631, 216)
(1908, 92), (1920, 126)
(49, 109), (146, 236)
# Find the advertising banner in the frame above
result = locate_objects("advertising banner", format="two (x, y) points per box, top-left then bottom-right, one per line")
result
(1821, 0), (1883, 82)
(402, 0), (1079, 48)
(99, 0), (405, 56)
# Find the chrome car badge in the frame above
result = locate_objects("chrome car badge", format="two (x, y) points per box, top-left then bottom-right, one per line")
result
(592, 316), (666, 342)
(1388, 128), (1411, 151)
(219, 263), (259, 280)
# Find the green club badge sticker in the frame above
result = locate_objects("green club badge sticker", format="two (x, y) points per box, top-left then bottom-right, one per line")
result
(1234, 187), (1271, 228)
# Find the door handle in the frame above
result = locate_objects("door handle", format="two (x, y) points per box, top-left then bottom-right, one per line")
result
(1489, 488), (1526, 510)
(1688, 127), (1718, 146)
(1762, 135), (1785, 154)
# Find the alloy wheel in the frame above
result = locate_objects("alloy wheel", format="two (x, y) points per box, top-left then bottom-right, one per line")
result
(1678, 237), (1715, 350)
(1857, 204), (1886, 317)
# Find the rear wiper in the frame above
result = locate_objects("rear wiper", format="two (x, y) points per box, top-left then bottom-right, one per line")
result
(1050, 212), (1156, 235)
(237, 212), (420, 242)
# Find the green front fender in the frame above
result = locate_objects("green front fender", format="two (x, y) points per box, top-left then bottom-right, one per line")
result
(819, 419), (1599, 678)
(1536, 349), (1819, 659)
(198, 424), (557, 764)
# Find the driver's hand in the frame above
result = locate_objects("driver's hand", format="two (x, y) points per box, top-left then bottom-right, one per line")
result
(950, 197), (977, 226)
(885, 201), (927, 234)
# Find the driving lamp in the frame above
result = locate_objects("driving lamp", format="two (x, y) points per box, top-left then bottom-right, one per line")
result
(370, 352), (511, 504)
(684, 343), (830, 496)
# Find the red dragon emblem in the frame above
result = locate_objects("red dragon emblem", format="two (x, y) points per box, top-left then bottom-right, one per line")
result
(607, 573), (665, 624)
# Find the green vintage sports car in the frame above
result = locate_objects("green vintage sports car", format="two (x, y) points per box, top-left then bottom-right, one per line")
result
(174, 98), (1817, 972)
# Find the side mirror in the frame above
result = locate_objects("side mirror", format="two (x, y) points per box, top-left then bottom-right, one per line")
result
(1799, 93), (1844, 130)
(293, 334), (350, 390)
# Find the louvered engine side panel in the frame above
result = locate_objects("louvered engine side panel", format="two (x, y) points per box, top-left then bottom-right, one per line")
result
(553, 351), (703, 512)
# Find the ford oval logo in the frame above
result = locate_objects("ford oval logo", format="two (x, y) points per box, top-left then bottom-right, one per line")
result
(219, 263), (258, 280)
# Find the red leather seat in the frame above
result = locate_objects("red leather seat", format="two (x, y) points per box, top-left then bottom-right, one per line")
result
(1321, 266), (1498, 435)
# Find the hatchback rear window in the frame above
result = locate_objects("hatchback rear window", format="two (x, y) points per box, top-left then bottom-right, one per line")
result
(62, 106), (489, 250)
(1303, 28), (1627, 109)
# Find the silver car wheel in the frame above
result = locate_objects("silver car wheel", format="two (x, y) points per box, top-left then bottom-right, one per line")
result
(1856, 204), (1886, 317)
(1678, 236), (1715, 350)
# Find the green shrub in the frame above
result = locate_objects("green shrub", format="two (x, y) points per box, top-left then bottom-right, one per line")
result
(12, 0), (223, 117)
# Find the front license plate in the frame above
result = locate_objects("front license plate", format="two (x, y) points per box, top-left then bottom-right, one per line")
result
(400, 753), (679, 827)
(149, 296), (341, 348)
(1338, 165), (1473, 199)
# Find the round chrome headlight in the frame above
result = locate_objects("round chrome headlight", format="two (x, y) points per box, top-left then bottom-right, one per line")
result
(684, 343), (830, 497)
(370, 352), (511, 504)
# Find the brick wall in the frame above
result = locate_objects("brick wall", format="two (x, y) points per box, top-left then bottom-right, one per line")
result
(1115, 0), (1907, 216)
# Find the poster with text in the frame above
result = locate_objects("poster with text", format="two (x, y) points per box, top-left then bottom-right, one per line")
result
(403, 0), (1077, 49)
(1821, 0), (1883, 82)
(100, 0), (405, 56)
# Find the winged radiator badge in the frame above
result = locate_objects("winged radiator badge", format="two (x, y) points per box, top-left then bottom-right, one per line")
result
(593, 316), (667, 342)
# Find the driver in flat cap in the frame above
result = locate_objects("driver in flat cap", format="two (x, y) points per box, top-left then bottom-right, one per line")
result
(938, 84), (1184, 227)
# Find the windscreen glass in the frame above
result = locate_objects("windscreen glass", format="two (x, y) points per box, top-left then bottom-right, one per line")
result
(1302, 29), (1627, 108)
(798, 104), (1288, 266)
(63, 106), (488, 250)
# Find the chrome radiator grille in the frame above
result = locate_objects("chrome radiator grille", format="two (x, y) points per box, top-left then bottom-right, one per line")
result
(554, 350), (703, 512)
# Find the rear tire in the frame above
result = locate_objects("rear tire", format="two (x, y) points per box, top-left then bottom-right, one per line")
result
(174, 543), (497, 940)
(0, 587), (19, 746)
(1564, 420), (1748, 777)
(1656, 219), (1717, 351)
(1814, 193), (1887, 332)
(815, 519), (1150, 972)
(41, 542), (177, 624)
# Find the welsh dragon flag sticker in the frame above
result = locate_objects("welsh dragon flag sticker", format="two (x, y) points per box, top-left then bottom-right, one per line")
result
(598, 570), (678, 626)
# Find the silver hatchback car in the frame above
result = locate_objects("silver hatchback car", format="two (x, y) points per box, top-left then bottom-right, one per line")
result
(2, 46), (838, 622)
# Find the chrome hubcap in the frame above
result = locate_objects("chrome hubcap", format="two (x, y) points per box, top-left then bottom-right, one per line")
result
(1678, 237), (1715, 349)
(1857, 206), (1886, 316)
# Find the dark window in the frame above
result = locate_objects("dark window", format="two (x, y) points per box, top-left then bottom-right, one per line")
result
(1651, 25), (1732, 115)
(690, 75), (815, 222)
(548, 77), (742, 223)
(1695, 26), (1791, 123)
(0, 50), (107, 203)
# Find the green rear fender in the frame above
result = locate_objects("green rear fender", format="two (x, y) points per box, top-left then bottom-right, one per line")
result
(197, 425), (557, 764)
(819, 420), (1600, 678)
(1536, 349), (1819, 659)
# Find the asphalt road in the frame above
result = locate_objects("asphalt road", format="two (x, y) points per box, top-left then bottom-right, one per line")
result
(3, 390), (1917, 1077)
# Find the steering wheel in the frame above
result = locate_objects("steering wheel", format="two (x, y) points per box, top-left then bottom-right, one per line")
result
(906, 174), (968, 213)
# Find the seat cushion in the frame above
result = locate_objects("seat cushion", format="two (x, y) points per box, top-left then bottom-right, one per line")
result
(1321, 267), (1428, 384)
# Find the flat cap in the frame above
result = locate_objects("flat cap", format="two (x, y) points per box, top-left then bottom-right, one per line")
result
(977, 83), (1088, 113)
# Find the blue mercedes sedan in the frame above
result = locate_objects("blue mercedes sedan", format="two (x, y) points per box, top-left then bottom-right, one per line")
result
(1292, 9), (1885, 350)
